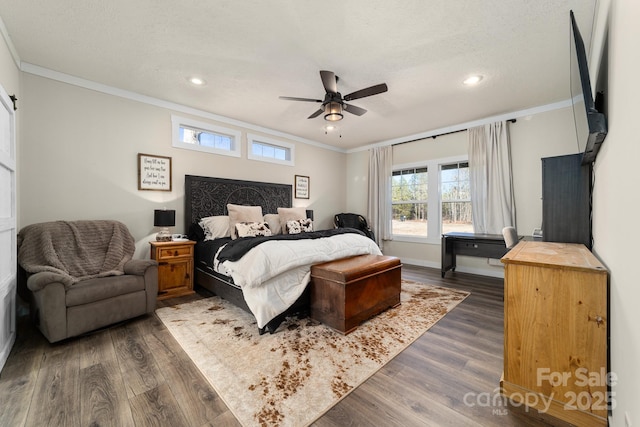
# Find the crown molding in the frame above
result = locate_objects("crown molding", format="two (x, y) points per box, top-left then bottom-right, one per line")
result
(6, 29), (572, 158)
(19, 62), (346, 154)
(0, 17), (21, 70)
(346, 99), (573, 153)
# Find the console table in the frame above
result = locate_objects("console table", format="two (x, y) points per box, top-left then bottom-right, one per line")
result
(441, 232), (511, 277)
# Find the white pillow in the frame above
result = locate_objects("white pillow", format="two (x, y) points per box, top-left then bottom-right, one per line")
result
(277, 207), (307, 234)
(228, 204), (264, 239)
(263, 213), (282, 235)
(199, 215), (230, 240)
(235, 221), (273, 238)
(286, 218), (313, 234)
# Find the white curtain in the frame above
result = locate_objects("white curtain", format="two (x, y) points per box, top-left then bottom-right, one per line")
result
(368, 146), (393, 249)
(468, 121), (516, 234)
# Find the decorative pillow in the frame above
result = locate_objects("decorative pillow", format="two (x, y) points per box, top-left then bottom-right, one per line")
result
(286, 218), (313, 235)
(188, 222), (206, 242)
(228, 204), (263, 239)
(235, 221), (272, 238)
(263, 213), (282, 235)
(277, 207), (307, 234)
(199, 215), (231, 240)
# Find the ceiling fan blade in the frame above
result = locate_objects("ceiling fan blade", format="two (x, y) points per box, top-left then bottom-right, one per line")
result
(344, 83), (388, 101)
(320, 70), (338, 94)
(279, 96), (323, 103)
(344, 103), (367, 116)
(308, 108), (324, 119)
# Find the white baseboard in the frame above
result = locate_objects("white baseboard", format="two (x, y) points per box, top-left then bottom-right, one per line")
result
(395, 256), (440, 270)
(398, 256), (505, 279)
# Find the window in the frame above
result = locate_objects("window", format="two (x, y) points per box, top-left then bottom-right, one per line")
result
(247, 134), (295, 166)
(391, 167), (428, 237)
(440, 162), (473, 233)
(172, 115), (241, 157)
(181, 127), (232, 150)
(391, 155), (470, 243)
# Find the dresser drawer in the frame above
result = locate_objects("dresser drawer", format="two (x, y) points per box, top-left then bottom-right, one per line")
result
(454, 240), (508, 259)
(157, 245), (193, 259)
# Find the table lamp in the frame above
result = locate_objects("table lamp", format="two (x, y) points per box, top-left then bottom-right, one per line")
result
(154, 209), (175, 242)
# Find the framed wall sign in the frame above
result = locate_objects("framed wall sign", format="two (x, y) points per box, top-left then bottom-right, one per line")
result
(295, 175), (309, 199)
(138, 153), (172, 191)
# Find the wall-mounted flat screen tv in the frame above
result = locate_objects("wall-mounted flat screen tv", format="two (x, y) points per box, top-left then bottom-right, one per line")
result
(570, 10), (607, 164)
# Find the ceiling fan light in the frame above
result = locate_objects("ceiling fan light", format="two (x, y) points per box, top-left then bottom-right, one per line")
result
(324, 102), (343, 121)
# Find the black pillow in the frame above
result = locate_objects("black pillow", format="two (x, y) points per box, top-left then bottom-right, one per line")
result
(188, 222), (205, 242)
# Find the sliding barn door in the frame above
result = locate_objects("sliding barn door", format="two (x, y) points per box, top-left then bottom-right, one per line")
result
(0, 84), (16, 372)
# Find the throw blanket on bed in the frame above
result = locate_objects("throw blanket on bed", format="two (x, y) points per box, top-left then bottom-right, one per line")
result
(214, 232), (382, 328)
(18, 220), (135, 287)
(216, 227), (365, 263)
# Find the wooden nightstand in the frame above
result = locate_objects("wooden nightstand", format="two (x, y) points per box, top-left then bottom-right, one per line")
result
(149, 240), (196, 300)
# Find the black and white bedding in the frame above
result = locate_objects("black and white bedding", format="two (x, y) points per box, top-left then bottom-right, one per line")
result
(197, 229), (381, 328)
(184, 175), (382, 333)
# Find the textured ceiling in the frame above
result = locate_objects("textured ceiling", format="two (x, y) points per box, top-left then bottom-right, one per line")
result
(0, 0), (598, 150)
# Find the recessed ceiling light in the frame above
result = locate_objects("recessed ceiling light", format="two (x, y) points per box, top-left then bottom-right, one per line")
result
(463, 75), (483, 86)
(189, 77), (206, 86)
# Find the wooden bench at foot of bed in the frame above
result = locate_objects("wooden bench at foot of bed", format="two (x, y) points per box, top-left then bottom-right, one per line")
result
(310, 254), (402, 334)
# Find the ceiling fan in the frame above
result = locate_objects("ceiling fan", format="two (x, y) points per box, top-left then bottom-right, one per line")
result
(279, 70), (388, 122)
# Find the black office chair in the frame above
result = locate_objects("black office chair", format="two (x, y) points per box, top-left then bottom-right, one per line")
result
(334, 213), (376, 241)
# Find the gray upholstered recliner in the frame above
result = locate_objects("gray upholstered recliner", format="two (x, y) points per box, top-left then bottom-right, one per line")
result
(17, 220), (158, 343)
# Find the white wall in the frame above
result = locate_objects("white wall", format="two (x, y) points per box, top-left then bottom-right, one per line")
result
(18, 74), (346, 258)
(0, 36), (18, 99)
(346, 106), (577, 276)
(591, 1), (640, 425)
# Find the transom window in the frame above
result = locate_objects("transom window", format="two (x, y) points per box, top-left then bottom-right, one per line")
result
(171, 115), (241, 157)
(440, 161), (473, 233)
(391, 167), (428, 237)
(252, 142), (287, 160)
(180, 126), (232, 150)
(247, 134), (295, 166)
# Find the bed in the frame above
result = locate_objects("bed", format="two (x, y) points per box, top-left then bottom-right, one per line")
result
(184, 175), (382, 334)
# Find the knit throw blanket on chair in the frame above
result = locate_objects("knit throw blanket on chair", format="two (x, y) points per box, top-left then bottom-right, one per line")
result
(18, 220), (135, 287)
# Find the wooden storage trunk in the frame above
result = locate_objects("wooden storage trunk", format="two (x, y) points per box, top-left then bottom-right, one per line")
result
(310, 254), (402, 334)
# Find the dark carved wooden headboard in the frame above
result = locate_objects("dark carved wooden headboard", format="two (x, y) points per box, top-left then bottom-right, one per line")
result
(184, 175), (292, 230)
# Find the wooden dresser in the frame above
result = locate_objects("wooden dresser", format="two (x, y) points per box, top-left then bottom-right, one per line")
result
(150, 240), (196, 300)
(501, 241), (609, 426)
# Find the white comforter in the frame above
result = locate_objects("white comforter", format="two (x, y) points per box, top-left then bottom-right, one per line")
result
(214, 233), (382, 328)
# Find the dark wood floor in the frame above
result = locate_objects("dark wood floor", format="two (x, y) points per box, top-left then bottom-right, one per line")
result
(0, 265), (567, 427)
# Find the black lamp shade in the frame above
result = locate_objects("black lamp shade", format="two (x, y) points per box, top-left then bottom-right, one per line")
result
(306, 209), (314, 221)
(154, 209), (175, 227)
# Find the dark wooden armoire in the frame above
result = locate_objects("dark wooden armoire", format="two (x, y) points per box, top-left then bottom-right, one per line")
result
(541, 153), (592, 249)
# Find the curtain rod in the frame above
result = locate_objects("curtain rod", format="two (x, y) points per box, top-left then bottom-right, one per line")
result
(392, 118), (517, 147)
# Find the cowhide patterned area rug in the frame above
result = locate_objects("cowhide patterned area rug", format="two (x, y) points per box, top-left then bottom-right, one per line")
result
(156, 280), (468, 427)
